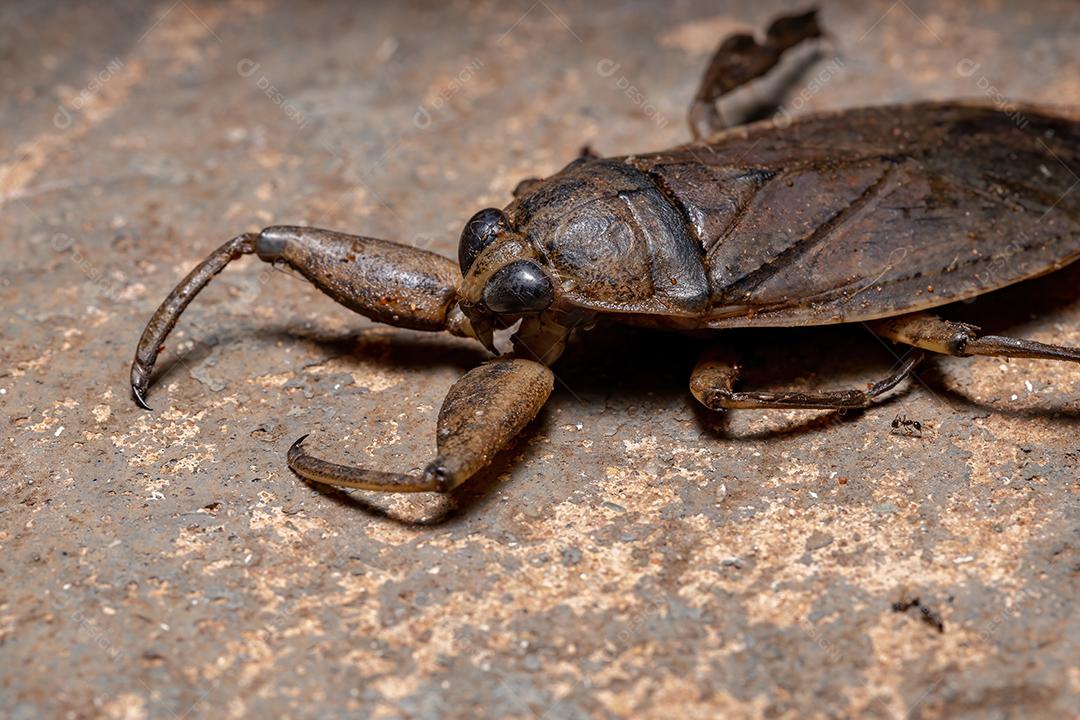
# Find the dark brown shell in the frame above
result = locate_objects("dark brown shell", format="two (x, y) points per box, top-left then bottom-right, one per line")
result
(515, 101), (1080, 329)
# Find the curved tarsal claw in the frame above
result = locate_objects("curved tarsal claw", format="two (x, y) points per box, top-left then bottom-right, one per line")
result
(286, 434), (445, 493)
(132, 383), (152, 411)
(131, 357), (153, 410)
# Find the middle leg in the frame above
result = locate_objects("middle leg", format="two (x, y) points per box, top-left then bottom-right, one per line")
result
(690, 345), (923, 411)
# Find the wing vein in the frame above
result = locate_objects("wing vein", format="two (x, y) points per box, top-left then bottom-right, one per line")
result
(717, 161), (899, 300)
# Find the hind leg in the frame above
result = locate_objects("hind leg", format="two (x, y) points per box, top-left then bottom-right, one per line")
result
(869, 312), (1080, 364)
(688, 8), (824, 139)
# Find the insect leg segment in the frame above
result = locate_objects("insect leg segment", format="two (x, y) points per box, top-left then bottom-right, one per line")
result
(288, 356), (554, 493)
(871, 312), (1080, 364)
(252, 226), (466, 332)
(688, 8), (823, 139)
(131, 226), (478, 409)
(131, 233), (258, 409)
(690, 345), (923, 410)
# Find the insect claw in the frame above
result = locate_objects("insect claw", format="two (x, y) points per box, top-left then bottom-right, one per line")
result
(132, 384), (152, 411)
(289, 433), (312, 456)
(286, 434), (443, 492)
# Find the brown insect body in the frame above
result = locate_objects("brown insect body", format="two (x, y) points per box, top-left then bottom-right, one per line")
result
(131, 9), (1080, 494)
(498, 102), (1080, 332)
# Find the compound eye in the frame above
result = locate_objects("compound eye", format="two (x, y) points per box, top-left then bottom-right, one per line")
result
(482, 260), (554, 314)
(459, 207), (508, 274)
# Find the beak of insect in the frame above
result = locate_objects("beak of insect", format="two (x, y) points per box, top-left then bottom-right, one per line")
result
(470, 316), (498, 354)
(459, 301), (498, 353)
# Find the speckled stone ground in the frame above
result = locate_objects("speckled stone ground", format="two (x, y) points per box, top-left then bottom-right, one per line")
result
(2, 1), (1078, 718)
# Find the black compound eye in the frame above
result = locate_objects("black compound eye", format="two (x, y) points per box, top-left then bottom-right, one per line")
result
(459, 207), (508, 274)
(482, 260), (554, 314)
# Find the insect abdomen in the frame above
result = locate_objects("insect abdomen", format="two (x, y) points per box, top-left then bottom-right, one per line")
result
(637, 103), (1080, 327)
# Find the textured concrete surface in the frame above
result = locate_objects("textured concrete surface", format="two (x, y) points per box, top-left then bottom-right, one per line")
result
(2, 1), (1079, 718)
